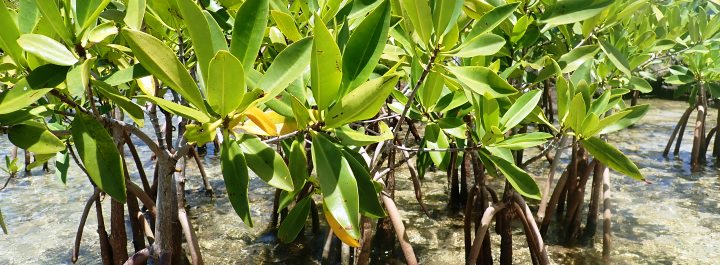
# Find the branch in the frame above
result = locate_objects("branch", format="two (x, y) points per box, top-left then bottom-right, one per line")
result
(392, 47), (440, 139)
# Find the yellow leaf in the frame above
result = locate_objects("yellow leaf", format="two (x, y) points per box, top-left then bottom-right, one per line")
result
(244, 107), (278, 136)
(323, 203), (360, 247)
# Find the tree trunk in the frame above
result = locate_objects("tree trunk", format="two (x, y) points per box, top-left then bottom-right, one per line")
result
(691, 82), (707, 170)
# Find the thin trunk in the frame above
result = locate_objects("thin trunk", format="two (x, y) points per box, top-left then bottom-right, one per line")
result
(464, 186), (478, 260)
(538, 136), (567, 222)
(97, 195), (114, 265)
(190, 148), (213, 195)
(467, 202), (505, 265)
(675, 107), (692, 156)
(540, 170), (569, 236)
(125, 133), (152, 194)
(691, 82), (707, 170)
(664, 107), (693, 157)
(585, 161), (605, 239)
(498, 184), (513, 265)
(602, 165), (612, 264)
(449, 146), (461, 213)
(72, 189), (100, 263)
(177, 159), (204, 265)
(111, 199), (129, 265)
(356, 217), (374, 265)
(381, 193), (418, 265)
(153, 156), (180, 264)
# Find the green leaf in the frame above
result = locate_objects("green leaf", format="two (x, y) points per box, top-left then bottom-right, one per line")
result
(432, 0), (463, 39)
(135, 95), (211, 123)
(258, 37), (313, 100)
(75, 0), (110, 31)
(101, 64), (151, 87)
(56, 149), (70, 184)
(0, 64), (68, 115)
(419, 70), (444, 109)
(581, 136), (643, 180)
(400, 0), (433, 45)
(0, 0), (27, 67)
(184, 120), (221, 145)
(289, 96), (309, 130)
(271, 10), (303, 42)
(237, 134), (294, 191)
(559, 45), (599, 73)
(35, 0), (73, 45)
(122, 29), (206, 112)
(334, 122), (393, 146)
(511, 15), (531, 43)
(567, 93), (587, 131)
(630, 76), (652, 93)
(539, 0), (614, 26)
(278, 196), (312, 243)
(311, 18), (342, 110)
(485, 149), (541, 200)
(447, 33), (505, 58)
(176, 0), (220, 87)
(492, 132), (553, 150)
(438, 117), (467, 139)
(85, 21), (118, 45)
(311, 133), (360, 241)
(599, 39), (631, 76)
(325, 74), (400, 128)
(424, 123), (450, 169)
(446, 66), (517, 98)
(556, 76), (571, 122)
(230, 0), (269, 68)
(71, 113), (126, 203)
(93, 80), (145, 127)
(208, 51), (246, 116)
(203, 11), (230, 54)
(342, 0), (391, 91)
(221, 136), (253, 226)
(598, 104), (649, 135)
(8, 121), (65, 154)
(17, 34), (78, 66)
(18, 0), (38, 35)
(467, 3), (520, 40)
(341, 148), (385, 218)
(500, 90), (542, 132)
(288, 138), (308, 192)
(124, 0), (145, 30)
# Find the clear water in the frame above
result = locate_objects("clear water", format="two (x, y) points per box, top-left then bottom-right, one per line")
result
(1, 99), (719, 264)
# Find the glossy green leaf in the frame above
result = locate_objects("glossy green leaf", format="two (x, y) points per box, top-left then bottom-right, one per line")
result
(342, 0), (391, 91)
(400, 0), (433, 45)
(85, 21), (118, 45)
(341, 148), (385, 218)
(334, 122), (393, 146)
(122, 29), (206, 112)
(288, 138), (308, 192)
(75, 0), (110, 31)
(35, 0), (73, 45)
(101, 64), (151, 86)
(630, 77), (653, 93)
(559, 45), (599, 73)
(176, 0), (219, 86)
(325, 74), (400, 128)
(93, 80), (145, 127)
(237, 134), (294, 191)
(0, 0), (27, 67)
(485, 149), (541, 200)
(271, 10), (303, 42)
(184, 120), (221, 145)
(556, 76), (571, 122)
(446, 66), (517, 98)
(208, 51), (246, 116)
(230, 0), (269, 67)
(0, 64), (68, 115)
(203, 11), (230, 53)
(568, 93), (587, 131)
(438, 117), (467, 139)
(56, 149), (70, 184)
(311, 18), (342, 110)
(221, 136), (253, 226)
(539, 0), (614, 26)
(289, 96), (309, 130)
(135, 95), (211, 123)
(492, 132), (553, 150)
(258, 37), (313, 100)
(278, 197), (312, 243)
(424, 123), (449, 169)
(581, 136), (643, 180)
(511, 15), (531, 43)
(419, 70), (444, 109)
(71, 113), (126, 203)
(500, 90), (542, 132)
(8, 121), (65, 154)
(599, 40), (631, 76)
(467, 3), (520, 40)
(432, 0), (463, 39)
(18, 0), (38, 34)
(17, 34), (77, 66)
(124, 0), (145, 30)
(311, 133), (360, 241)
(598, 104), (649, 135)
(447, 33), (505, 58)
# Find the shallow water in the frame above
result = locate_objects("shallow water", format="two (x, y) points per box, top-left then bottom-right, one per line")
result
(1, 98), (719, 264)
